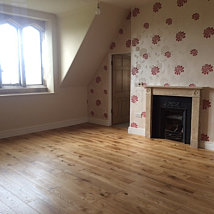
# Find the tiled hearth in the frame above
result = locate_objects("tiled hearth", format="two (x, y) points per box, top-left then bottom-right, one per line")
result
(145, 86), (202, 148)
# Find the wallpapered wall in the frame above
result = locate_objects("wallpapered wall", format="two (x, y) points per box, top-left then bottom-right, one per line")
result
(87, 15), (131, 124)
(130, 0), (214, 148)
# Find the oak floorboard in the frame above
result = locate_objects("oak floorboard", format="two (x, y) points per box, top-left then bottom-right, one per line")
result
(0, 123), (214, 213)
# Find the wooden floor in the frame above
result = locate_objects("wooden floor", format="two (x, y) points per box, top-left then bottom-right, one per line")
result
(0, 124), (214, 214)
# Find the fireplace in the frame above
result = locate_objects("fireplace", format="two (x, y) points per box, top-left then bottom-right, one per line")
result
(152, 95), (192, 144)
(145, 86), (202, 148)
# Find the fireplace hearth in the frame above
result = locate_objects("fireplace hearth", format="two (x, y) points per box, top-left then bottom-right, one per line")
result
(152, 96), (192, 144)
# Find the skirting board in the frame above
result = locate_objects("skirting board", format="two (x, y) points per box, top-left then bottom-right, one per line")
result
(0, 118), (88, 139)
(128, 127), (146, 137)
(199, 141), (214, 151)
(88, 118), (111, 126)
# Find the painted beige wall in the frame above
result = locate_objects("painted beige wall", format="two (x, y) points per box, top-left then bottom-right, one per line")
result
(0, 3), (128, 137)
(0, 87), (87, 131)
(61, 3), (128, 87)
(58, 3), (96, 81)
(0, 6), (89, 136)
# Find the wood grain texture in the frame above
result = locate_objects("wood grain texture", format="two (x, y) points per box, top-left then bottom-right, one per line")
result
(112, 54), (130, 125)
(0, 123), (214, 214)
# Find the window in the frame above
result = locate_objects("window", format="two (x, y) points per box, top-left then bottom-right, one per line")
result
(22, 26), (43, 85)
(0, 12), (52, 94)
(0, 23), (20, 85)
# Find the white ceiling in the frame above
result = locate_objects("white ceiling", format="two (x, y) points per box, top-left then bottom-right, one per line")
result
(0, 0), (148, 14)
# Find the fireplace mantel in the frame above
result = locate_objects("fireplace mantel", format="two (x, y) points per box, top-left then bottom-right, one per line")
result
(145, 86), (203, 148)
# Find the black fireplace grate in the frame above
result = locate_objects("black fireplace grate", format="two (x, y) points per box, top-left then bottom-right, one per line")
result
(165, 129), (183, 141)
(152, 95), (192, 144)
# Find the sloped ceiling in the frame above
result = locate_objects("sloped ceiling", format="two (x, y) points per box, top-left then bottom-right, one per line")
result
(1, 0), (149, 88)
(61, 2), (128, 87)
(0, 0), (149, 14)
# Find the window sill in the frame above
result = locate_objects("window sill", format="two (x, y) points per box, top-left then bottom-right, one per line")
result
(0, 85), (49, 96)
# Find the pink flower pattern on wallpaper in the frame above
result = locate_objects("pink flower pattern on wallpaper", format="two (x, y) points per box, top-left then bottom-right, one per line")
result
(132, 67), (139, 75)
(152, 35), (160, 45)
(151, 66), (160, 75)
(176, 31), (186, 42)
(110, 42), (116, 50)
(143, 53), (149, 59)
(189, 83), (196, 87)
(192, 13), (200, 20)
(132, 8), (140, 17)
(174, 65), (184, 75)
(141, 112), (146, 118)
(96, 100), (101, 106)
(119, 0), (214, 144)
(88, 10), (132, 123)
(131, 122), (138, 128)
(153, 2), (162, 12)
(166, 18), (172, 25)
(203, 99), (211, 110)
(202, 64), (213, 75)
(126, 39), (131, 48)
(190, 49), (198, 56)
(89, 1), (214, 143)
(201, 134), (209, 141)
(177, 0), (187, 7)
(96, 76), (101, 83)
(131, 95), (138, 103)
(144, 23), (149, 29)
(165, 51), (171, 58)
(132, 38), (139, 46)
(203, 27), (214, 38)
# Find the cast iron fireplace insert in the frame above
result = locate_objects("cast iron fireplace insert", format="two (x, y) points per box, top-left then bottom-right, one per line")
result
(152, 95), (192, 144)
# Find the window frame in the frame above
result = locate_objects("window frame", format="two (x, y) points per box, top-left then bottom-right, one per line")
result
(0, 19), (45, 88)
(19, 25), (45, 87)
(0, 4), (57, 95)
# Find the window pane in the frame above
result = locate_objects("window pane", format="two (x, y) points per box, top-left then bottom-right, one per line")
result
(23, 26), (42, 85)
(0, 24), (20, 85)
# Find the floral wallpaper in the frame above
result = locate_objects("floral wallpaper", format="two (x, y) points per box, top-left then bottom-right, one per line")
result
(88, 15), (131, 122)
(88, 58), (109, 120)
(130, 0), (214, 147)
